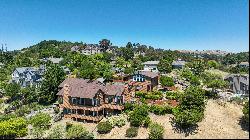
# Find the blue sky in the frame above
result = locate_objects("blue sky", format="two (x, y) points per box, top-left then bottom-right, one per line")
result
(0, 0), (249, 52)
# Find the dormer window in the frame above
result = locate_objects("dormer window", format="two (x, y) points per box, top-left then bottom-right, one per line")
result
(133, 74), (145, 82)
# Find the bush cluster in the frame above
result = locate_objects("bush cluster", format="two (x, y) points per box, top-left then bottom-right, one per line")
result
(148, 122), (164, 139)
(160, 76), (174, 87)
(97, 121), (113, 134)
(47, 124), (65, 139)
(149, 105), (172, 115)
(135, 91), (163, 100)
(129, 105), (150, 127)
(66, 124), (94, 139)
(125, 127), (138, 138)
(107, 114), (126, 127)
(124, 103), (136, 113)
(0, 117), (28, 138)
(29, 112), (51, 130)
(243, 101), (249, 124)
(173, 86), (206, 129)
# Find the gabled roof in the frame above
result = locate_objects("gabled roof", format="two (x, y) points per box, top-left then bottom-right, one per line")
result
(47, 57), (63, 64)
(105, 84), (125, 96)
(57, 78), (106, 98)
(239, 62), (249, 66)
(15, 67), (36, 74)
(142, 61), (159, 65)
(57, 78), (125, 98)
(172, 60), (186, 66)
(135, 70), (159, 78)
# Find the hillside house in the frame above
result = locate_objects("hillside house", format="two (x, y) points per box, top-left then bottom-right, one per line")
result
(172, 60), (186, 69)
(239, 62), (249, 68)
(11, 65), (45, 87)
(224, 74), (249, 96)
(40, 57), (63, 64)
(57, 78), (128, 122)
(71, 46), (80, 52)
(142, 61), (159, 72)
(81, 44), (103, 55)
(126, 70), (159, 93)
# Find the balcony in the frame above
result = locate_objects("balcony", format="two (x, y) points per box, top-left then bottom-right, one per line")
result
(64, 114), (104, 122)
(59, 103), (124, 111)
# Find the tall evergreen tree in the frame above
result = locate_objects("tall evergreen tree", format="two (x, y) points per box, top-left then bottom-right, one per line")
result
(38, 64), (66, 104)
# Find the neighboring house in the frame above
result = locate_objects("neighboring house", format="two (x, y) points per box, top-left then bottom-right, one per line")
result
(239, 62), (249, 68)
(224, 74), (249, 95)
(11, 65), (70, 88)
(172, 60), (186, 69)
(106, 47), (115, 54)
(40, 57), (63, 64)
(126, 70), (159, 93)
(81, 44), (103, 55)
(71, 46), (80, 52)
(56, 78), (128, 122)
(11, 66), (45, 87)
(134, 51), (146, 58)
(142, 61), (159, 72)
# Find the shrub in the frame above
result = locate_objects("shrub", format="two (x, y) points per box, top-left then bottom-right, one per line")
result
(0, 98), (4, 104)
(204, 90), (219, 99)
(149, 123), (164, 139)
(129, 105), (149, 127)
(179, 86), (205, 111)
(30, 127), (45, 139)
(143, 116), (151, 127)
(66, 122), (73, 131)
(125, 127), (138, 138)
(230, 97), (243, 105)
(107, 114), (126, 128)
(124, 103), (135, 112)
(15, 105), (32, 117)
(47, 124), (65, 139)
(243, 101), (249, 124)
(173, 107), (204, 129)
(160, 76), (174, 87)
(149, 105), (173, 115)
(173, 86), (206, 129)
(29, 112), (51, 130)
(190, 76), (200, 85)
(135, 91), (146, 98)
(0, 113), (17, 121)
(0, 117), (28, 138)
(66, 124), (94, 139)
(97, 121), (112, 134)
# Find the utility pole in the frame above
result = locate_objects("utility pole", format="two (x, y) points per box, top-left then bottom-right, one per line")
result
(5, 44), (7, 52)
(1, 44), (3, 54)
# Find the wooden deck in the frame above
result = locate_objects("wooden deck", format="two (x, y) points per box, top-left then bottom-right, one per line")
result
(64, 114), (104, 122)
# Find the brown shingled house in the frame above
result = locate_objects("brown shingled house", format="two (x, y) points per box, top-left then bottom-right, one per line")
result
(127, 70), (159, 92)
(57, 78), (127, 123)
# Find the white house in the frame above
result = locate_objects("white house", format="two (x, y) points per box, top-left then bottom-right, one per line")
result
(142, 61), (159, 72)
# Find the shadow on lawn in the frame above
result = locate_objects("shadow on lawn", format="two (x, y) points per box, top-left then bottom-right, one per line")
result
(238, 117), (249, 132)
(170, 117), (199, 137)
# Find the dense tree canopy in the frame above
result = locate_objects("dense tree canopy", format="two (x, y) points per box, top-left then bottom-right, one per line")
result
(157, 59), (172, 73)
(38, 64), (66, 104)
